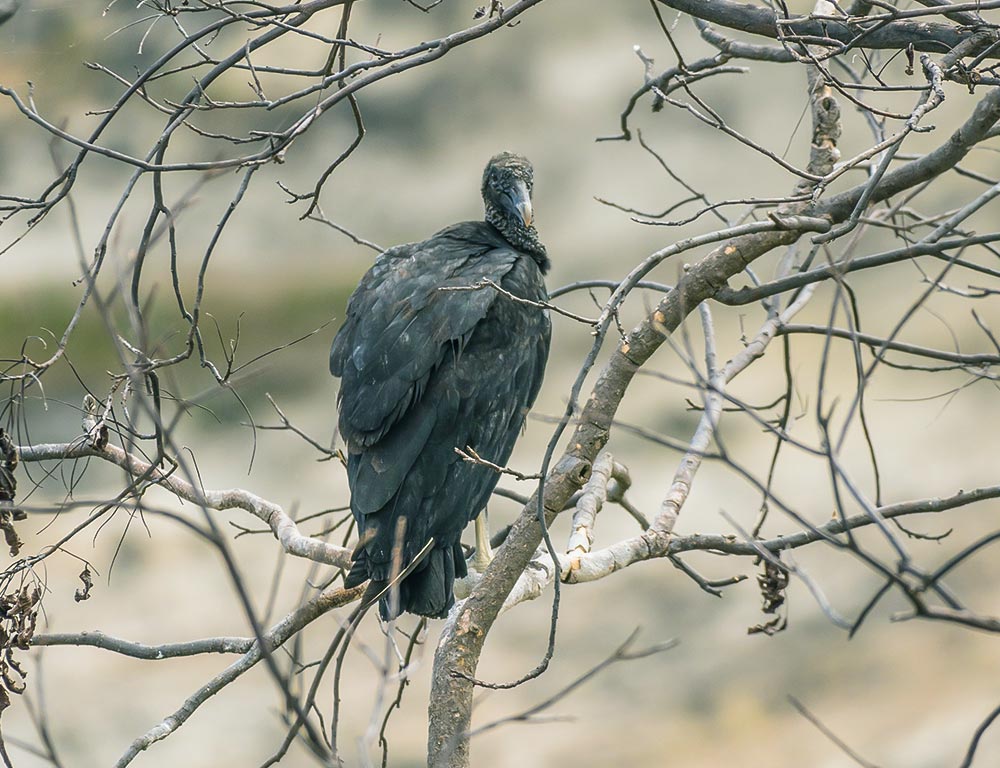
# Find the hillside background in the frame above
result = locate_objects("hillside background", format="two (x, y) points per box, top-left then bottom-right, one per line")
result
(1, 1), (999, 766)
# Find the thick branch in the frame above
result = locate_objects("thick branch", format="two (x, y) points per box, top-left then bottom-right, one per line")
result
(715, 233), (1000, 305)
(655, 0), (999, 57)
(428, 224), (806, 767)
(18, 441), (352, 568)
(499, 482), (1000, 610)
(566, 452), (615, 556)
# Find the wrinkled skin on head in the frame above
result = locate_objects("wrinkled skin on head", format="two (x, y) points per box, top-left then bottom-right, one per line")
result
(481, 152), (548, 269)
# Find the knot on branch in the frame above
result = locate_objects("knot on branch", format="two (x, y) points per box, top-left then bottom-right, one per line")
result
(554, 455), (592, 488)
(800, 66), (842, 186)
(813, 97), (841, 143)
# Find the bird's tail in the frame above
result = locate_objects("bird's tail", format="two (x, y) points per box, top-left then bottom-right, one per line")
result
(390, 540), (467, 620)
(346, 541), (467, 621)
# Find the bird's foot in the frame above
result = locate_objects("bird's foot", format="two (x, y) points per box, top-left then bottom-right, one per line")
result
(471, 512), (494, 573)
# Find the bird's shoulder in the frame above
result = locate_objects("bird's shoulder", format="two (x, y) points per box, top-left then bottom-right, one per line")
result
(424, 220), (511, 252)
(350, 222), (523, 303)
(331, 222), (529, 375)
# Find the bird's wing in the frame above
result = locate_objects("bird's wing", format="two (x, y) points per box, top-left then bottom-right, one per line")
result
(342, 249), (551, 580)
(330, 227), (519, 449)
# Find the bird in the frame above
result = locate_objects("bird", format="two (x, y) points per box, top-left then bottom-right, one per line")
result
(329, 152), (551, 620)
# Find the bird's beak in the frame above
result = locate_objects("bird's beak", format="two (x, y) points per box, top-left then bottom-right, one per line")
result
(503, 180), (533, 228)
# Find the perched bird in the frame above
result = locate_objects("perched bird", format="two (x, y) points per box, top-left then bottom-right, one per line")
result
(330, 152), (551, 620)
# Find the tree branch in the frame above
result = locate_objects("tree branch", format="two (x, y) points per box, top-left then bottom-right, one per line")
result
(114, 583), (363, 767)
(655, 0), (1000, 57)
(18, 441), (352, 569)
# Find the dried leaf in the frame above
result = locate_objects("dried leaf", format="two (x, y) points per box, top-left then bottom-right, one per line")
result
(0, 514), (21, 558)
(0, 584), (40, 715)
(75, 567), (94, 603)
(748, 615), (788, 636)
(0, 428), (17, 505)
(0, 430), (24, 546)
(748, 559), (789, 636)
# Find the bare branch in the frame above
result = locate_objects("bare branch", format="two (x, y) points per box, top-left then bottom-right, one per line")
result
(18, 441), (352, 569)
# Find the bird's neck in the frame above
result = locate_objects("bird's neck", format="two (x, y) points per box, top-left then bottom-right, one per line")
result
(485, 206), (550, 274)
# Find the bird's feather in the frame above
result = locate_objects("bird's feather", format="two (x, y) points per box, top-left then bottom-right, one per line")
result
(332, 223), (519, 447)
(331, 159), (550, 620)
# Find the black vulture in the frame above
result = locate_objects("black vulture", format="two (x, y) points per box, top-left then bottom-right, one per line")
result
(330, 152), (551, 620)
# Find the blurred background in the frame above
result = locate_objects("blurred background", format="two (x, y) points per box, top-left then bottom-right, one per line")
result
(1, 1), (999, 766)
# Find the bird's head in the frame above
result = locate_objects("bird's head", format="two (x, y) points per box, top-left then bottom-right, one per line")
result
(482, 152), (548, 270)
(482, 152), (534, 228)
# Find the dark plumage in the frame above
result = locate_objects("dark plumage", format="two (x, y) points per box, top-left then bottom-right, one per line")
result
(330, 152), (551, 620)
